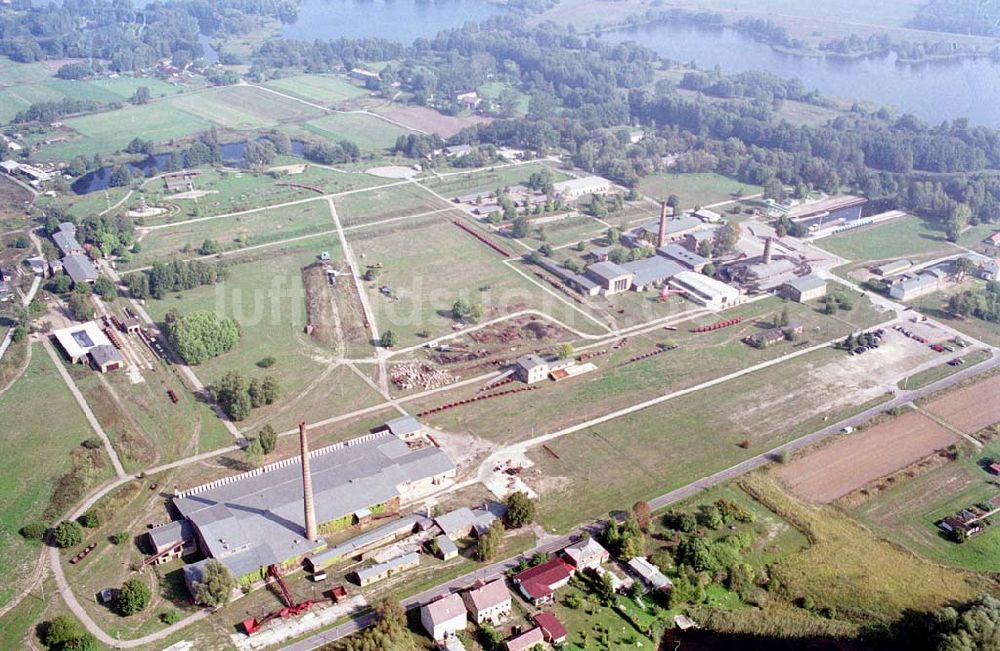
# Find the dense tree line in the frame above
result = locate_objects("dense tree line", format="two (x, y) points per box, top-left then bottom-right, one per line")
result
(165, 309), (239, 365)
(13, 97), (109, 124)
(126, 259), (226, 300)
(910, 0), (1000, 37)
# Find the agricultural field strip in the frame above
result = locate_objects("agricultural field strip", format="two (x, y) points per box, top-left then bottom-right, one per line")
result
(40, 340), (126, 478)
(911, 405), (984, 448)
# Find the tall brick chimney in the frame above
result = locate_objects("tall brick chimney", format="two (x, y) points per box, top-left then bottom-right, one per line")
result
(657, 201), (668, 249)
(299, 421), (317, 541)
(763, 236), (773, 265)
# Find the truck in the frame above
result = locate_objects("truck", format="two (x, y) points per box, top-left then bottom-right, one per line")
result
(840, 426), (855, 434)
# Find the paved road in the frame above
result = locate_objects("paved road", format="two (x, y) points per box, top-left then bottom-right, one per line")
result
(281, 351), (1000, 651)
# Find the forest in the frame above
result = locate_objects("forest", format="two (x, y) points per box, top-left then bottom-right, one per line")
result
(910, 0), (1000, 37)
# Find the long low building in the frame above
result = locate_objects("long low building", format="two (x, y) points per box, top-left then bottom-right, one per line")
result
(177, 430), (455, 589)
(669, 271), (744, 309)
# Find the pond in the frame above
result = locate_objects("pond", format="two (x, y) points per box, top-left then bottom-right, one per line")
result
(71, 140), (306, 194)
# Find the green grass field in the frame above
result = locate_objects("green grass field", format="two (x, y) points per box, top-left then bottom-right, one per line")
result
(523, 346), (893, 532)
(262, 74), (367, 105)
(48, 102), (213, 160)
(132, 198), (333, 267)
(897, 349), (992, 390)
(637, 172), (762, 210)
(522, 214), (608, 249)
(0, 348), (113, 608)
(145, 237), (342, 425)
(819, 215), (958, 263)
(301, 112), (413, 151)
(334, 182), (446, 227)
(348, 213), (605, 347)
(87, 76), (187, 101)
(168, 85), (325, 129)
(908, 279), (1000, 348)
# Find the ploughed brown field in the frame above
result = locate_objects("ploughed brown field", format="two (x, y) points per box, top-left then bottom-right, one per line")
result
(775, 411), (957, 503)
(923, 374), (1000, 434)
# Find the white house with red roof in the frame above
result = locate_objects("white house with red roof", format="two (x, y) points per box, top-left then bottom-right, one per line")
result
(512, 557), (574, 605)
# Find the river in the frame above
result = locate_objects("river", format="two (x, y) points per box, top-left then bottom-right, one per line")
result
(280, 0), (505, 43)
(599, 21), (1000, 128)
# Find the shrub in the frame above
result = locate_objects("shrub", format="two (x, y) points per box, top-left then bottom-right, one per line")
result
(159, 610), (182, 625)
(118, 577), (151, 615)
(81, 437), (103, 450)
(78, 510), (100, 528)
(258, 424), (278, 455)
(257, 356), (276, 368)
(20, 522), (48, 541)
(110, 531), (130, 545)
(42, 615), (84, 647)
(193, 559), (236, 607)
(54, 521), (83, 548)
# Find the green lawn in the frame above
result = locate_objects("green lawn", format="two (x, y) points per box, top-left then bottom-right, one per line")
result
(908, 279), (1000, 348)
(167, 85), (325, 129)
(0, 347), (113, 608)
(131, 198), (333, 267)
(348, 214), (604, 348)
(818, 215), (957, 263)
(301, 112), (413, 151)
(47, 102), (213, 160)
(145, 237), (342, 428)
(897, 349), (992, 390)
(637, 172), (762, 210)
(86, 76), (185, 101)
(523, 214), (608, 249)
(262, 74), (367, 105)
(334, 182), (446, 227)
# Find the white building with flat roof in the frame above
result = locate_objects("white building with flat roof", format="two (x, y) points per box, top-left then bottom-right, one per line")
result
(553, 176), (612, 200)
(669, 271), (743, 309)
(52, 321), (114, 364)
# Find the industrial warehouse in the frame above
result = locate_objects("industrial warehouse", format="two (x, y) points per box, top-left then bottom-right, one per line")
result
(172, 422), (456, 593)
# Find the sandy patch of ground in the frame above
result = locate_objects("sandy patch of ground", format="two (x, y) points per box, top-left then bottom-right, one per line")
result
(374, 105), (493, 138)
(924, 374), (1000, 434)
(775, 411), (957, 503)
(366, 165), (419, 179)
(268, 164), (307, 175)
(171, 189), (218, 200)
(127, 206), (166, 218)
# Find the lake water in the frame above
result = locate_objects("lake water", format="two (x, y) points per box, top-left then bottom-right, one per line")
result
(281, 0), (504, 43)
(599, 22), (1000, 128)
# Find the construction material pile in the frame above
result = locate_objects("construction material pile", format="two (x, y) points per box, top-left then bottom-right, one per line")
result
(390, 363), (455, 390)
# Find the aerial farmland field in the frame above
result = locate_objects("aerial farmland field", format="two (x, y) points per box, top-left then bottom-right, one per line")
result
(262, 74), (367, 105)
(301, 111), (415, 151)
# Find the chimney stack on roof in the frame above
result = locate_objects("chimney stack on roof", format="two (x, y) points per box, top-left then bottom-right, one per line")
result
(763, 236), (773, 265)
(299, 421), (318, 541)
(657, 201), (668, 248)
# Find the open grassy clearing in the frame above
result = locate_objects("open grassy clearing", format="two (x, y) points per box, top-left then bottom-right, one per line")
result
(741, 474), (981, 619)
(410, 292), (890, 442)
(47, 102), (213, 160)
(168, 85), (325, 129)
(145, 237), (343, 425)
(300, 112), (413, 151)
(262, 74), (367, 105)
(139, 165), (389, 221)
(898, 348), (992, 389)
(637, 172), (761, 210)
(521, 213), (609, 249)
(851, 432), (1000, 572)
(819, 214), (957, 263)
(86, 76), (186, 100)
(132, 198), (332, 267)
(333, 181), (446, 227)
(423, 162), (570, 197)
(522, 346), (895, 532)
(0, 348), (113, 608)
(349, 215), (605, 348)
(371, 104), (491, 139)
(256, 363), (386, 433)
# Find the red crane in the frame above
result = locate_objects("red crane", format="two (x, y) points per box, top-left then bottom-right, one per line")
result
(242, 565), (315, 635)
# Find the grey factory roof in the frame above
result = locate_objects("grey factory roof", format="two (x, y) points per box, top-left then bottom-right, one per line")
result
(148, 519), (193, 550)
(53, 229), (82, 256)
(434, 502), (506, 538)
(355, 551), (419, 583)
(620, 256), (684, 288)
(308, 513), (431, 568)
(638, 215), (702, 237)
(658, 243), (709, 269)
(384, 415), (424, 439)
(747, 258), (797, 280)
(586, 261), (633, 283)
(536, 257), (576, 282)
(784, 274), (826, 293)
(174, 433), (454, 578)
(62, 254), (98, 283)
(569, 273), (599, 291)
(434, 534), (458, 557)
(89, 344), (123, 368)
